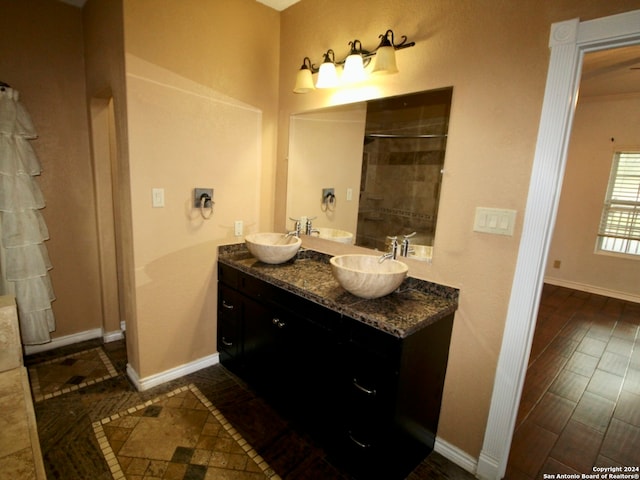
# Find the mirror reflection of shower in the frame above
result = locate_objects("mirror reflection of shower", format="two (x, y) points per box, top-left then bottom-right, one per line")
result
(356, 88), (452, 251)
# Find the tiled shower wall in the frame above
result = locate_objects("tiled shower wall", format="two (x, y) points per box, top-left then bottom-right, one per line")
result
(356, 137), (445, 251)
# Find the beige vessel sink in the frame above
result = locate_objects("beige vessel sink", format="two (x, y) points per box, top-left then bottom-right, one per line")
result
(329, 254), (408, 299)
(316, 227), (354, 244)
(245, 233), (302, 264)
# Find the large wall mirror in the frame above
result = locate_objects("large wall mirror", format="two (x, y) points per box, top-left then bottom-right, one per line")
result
(286, 87), (453, 260)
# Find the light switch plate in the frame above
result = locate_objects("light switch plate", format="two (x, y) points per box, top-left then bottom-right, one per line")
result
(234, 220), (243, 236)
(474, 207), (516, 236)
(152, 188), (165, 208)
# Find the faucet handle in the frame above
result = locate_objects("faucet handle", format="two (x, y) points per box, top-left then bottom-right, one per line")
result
(400, 232), (416, 257)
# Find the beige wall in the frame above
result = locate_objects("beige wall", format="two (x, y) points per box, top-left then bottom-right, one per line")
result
(546, 93), (640, 300)
(122, 0), (280, 378)
(277, 0), (640, 459)
(83, 0), (137, 362)
(0, 0), (103, 339)
(3, 0), (639, 468)
(287, 105), (366, 234)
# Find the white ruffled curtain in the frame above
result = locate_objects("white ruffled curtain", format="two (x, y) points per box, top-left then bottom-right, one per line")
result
(0, 85), (56, 345)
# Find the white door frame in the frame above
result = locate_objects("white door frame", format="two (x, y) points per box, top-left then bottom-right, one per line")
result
(477, 9), (640, 480)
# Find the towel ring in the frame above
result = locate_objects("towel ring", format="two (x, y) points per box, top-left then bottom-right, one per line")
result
(199, 194), (214, 219)
(321, 192), (336, 212)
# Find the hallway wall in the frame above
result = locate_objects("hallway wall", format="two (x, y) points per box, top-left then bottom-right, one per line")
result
(0, 0), (102, 339)
(546, 93), (640, 302)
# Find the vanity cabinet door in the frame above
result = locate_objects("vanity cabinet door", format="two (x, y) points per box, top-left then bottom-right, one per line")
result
(242, 296), (282, 388)
(242, 294), (340, 419)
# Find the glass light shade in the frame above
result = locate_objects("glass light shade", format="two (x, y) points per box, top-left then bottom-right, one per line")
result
(316, 62), (339, 88)
(342, 53), (367, 84)
(293, 68), (315, 93)
(372, 46), (399, 75)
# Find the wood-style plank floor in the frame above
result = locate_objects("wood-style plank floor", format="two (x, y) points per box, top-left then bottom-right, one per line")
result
(506, 284), (640, 479)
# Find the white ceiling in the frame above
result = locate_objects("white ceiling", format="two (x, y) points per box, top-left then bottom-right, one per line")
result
(255, 0), (300, 10)
(580, 44), (640, 97)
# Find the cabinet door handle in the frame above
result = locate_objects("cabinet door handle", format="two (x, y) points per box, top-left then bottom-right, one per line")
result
(221, 337), (233, 347)
(222, 300), (234, 310)
(272, 318), (286, 328)
(348, 431), (371, 449)
(352, 378), (376, 396)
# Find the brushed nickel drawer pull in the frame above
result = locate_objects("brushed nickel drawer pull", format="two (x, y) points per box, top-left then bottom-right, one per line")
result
(221, 337), (233, 347)
(348, 431), (371, 449)
(353, 378), (376, 396)
(272, 318), (285, 328)
(222, 300), (234, 310)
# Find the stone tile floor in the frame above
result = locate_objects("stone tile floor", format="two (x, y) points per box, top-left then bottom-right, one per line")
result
(94, 383), (277, 479)
(26, 338), (476, 480)
(29, 346), (118, 403)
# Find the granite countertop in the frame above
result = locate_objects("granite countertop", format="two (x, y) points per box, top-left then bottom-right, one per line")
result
(218, 244), (459, 339)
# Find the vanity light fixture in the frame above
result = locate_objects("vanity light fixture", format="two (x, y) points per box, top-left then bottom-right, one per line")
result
(293, 57), (316, 93)
(293, 29), (415, 93)
(371, 30), (400, 75)
(342, 40), (367, 84)
(315, 49), (340, 89)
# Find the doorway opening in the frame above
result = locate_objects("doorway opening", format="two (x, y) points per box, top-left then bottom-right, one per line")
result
(90, 95), (126, 343)
(478, 10), (640, 480)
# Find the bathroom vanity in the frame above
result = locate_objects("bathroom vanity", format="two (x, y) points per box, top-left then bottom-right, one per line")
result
(217, 244), (458, 479)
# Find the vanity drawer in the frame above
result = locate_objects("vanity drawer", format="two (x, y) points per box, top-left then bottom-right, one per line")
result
(239, 271), (342, 333)
(346, 350), (397, 420)
(346, 316), (402, 367)
(217, 284), (242, 365)
(218, 262), (240, 289)
(217, 317), (240, 359)
(218, 284), (241, 322)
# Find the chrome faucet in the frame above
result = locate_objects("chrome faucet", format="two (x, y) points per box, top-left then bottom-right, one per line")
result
(400, 232), (417, 257)
(304, 216), (320, 236)
(286, 217), (302, 237)
(379, 236), (399, 262)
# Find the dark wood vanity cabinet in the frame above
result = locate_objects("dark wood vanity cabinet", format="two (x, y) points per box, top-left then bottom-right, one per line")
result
(217, 261), (454, 480)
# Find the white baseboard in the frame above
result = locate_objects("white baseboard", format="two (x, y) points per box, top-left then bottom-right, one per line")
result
(103, 330), (124, 343)
(126, 353), (220, 391)
(544, 276), (640, 303)
(476, 450), (501, 479)
(103, 321), (126, 343)
(24, 327), (104, 355)
(23, 326), (128, 355)
(434, 436), (478, 476)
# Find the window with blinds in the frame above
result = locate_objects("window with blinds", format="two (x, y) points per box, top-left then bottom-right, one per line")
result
(597, 151), (640, 256)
